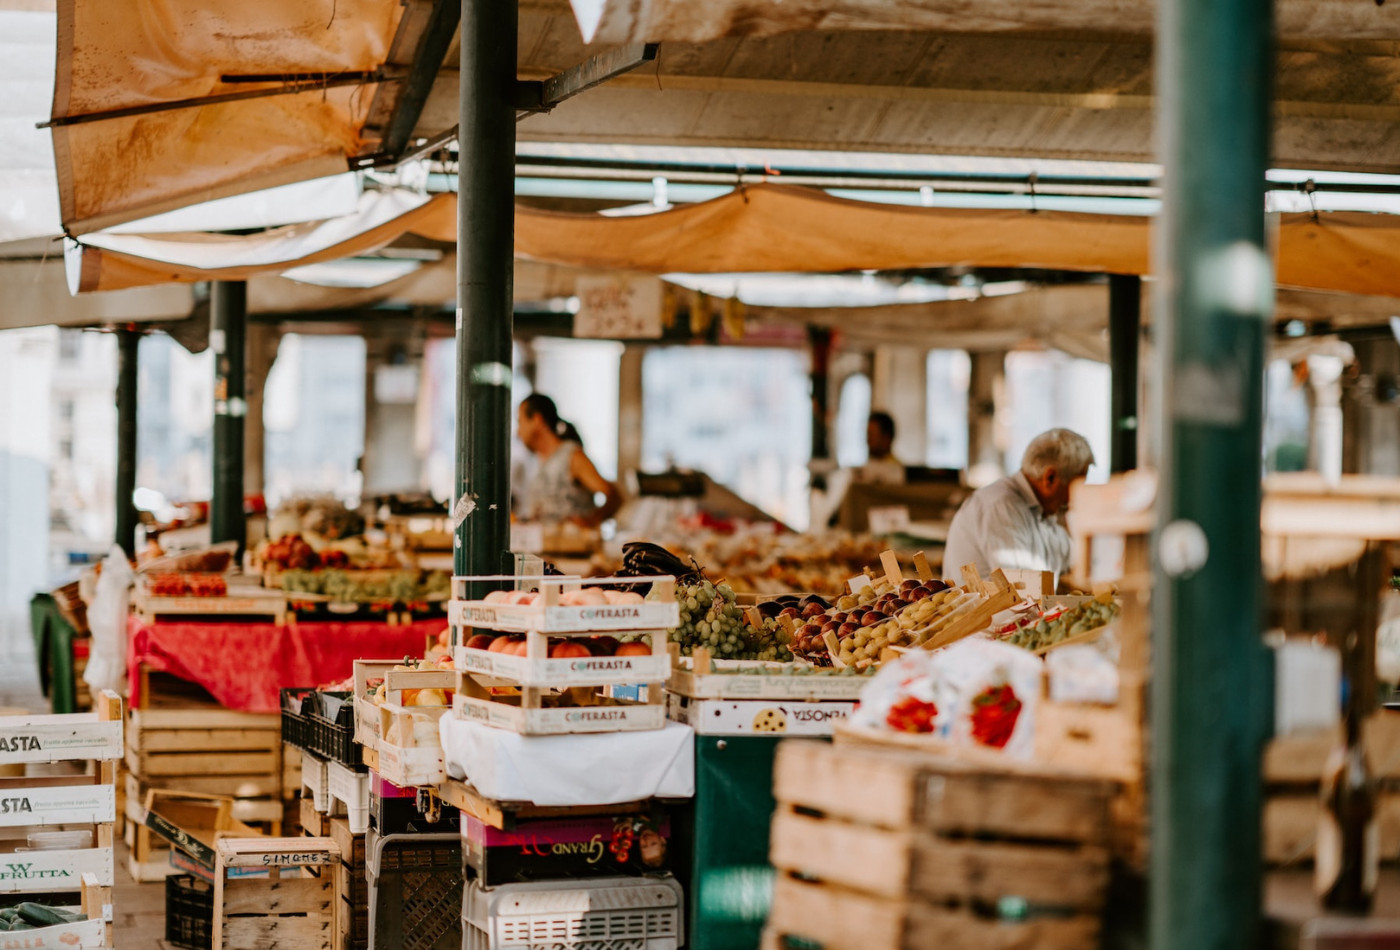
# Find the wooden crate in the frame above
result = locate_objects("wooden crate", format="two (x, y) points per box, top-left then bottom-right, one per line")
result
(764, 741), (1113, 950)
(123, 778), (284, 882)
(305, 818), (368, 950)
(1263, 716), (1400, 865)
(214, 837), (341, 950)
(126, 707), (283, 779)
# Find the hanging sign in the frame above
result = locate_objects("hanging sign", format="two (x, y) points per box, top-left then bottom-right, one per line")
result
(574, 276), (664, 339)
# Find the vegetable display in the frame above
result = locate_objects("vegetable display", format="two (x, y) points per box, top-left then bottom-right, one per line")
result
(281, 568), (449, 602)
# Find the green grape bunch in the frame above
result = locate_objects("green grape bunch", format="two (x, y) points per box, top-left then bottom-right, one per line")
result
(661, 578), (794, 662)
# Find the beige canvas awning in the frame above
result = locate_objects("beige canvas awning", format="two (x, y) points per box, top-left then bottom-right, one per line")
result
(47, 0), (407, 234)
(64, 181), (1400, 300)
(567, 0), (1400, 44)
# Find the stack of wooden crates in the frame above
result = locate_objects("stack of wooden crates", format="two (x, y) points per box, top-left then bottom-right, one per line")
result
(0, 690), (125, 949)
(302, 799), (369, 950)
(764, 741), (1115, 950)
(123, 681), (300, 880)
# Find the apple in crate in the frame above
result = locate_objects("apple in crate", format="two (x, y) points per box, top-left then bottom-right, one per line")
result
(549, 641), (592, 659)
(465, 633), (495, 651)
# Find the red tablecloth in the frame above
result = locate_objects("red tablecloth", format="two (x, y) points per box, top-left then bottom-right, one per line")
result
(127, 615), (445, 712)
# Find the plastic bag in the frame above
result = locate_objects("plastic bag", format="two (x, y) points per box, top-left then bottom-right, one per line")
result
(84, 546), (133, 694)
(851, 638), (1042, 758)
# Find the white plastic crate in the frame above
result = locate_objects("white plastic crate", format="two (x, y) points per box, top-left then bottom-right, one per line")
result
(462, 875), (683, 950)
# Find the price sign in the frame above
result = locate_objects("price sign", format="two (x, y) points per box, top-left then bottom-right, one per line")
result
(574, 275), (664, 339)
(510, 523), (545, 554)
(867, 506), (911, 536)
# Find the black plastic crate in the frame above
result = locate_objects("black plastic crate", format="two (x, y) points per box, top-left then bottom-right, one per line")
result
(368, 831), (462, 950)
(281, 687), (364, 769)
(166, 875), (213, 950)
(280, 687), (311, 750)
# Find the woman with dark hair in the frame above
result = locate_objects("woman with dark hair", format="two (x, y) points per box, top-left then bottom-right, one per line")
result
(516, 394), (622, 526)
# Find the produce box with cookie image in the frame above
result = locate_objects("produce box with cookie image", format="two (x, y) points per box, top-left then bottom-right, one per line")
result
(463, 812), (672, 886)
(667, 695), (856, 737)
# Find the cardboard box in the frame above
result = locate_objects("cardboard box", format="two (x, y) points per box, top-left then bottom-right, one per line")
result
(462, 813), (671, 886)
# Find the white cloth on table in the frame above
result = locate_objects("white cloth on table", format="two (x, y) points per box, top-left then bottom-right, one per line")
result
(439, 716), (694, 806)
(942, 471), (1072, 581)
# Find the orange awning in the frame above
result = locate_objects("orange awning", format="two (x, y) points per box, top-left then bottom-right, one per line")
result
(47, 0), (405, 234)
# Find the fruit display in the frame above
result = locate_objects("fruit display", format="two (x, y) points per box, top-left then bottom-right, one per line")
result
(270, 495), (366, 542)
(145, 572), (228, 597)
(261, 533), (326, 570)
(666, 579), (794, 661)
(367, 660), (453, 707)
(280, 568), (449, 603)
(780, 577), (980, 668)
(998, 594), (1119, 652)
(610, 531), (889, 596)
(463, 633), (653, 659)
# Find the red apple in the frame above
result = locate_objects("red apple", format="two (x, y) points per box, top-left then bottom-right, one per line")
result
(465, 634), (495, 652)
(615, 642), (652, 657)
(550, 641), (592, 659)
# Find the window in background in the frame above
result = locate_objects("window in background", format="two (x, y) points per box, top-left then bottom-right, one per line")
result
(263, 334), (366, 506)
(1264, 358), (1310, 472)
(1003, 350), (1111, 483)
(642, 347), (813, 529)
(926, 349), (971, 470)
(137, 333), (211, 505)
(835, 373), (871, 468)
(421, 339), (534, 507)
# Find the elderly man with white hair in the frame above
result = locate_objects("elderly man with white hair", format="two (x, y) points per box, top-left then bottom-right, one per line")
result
(942, 428), (1095, 581)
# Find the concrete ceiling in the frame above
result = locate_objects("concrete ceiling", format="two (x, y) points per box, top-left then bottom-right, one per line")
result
(413, 0), (1400, 174)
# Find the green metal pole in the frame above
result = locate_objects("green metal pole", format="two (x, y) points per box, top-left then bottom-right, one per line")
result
(114, 327), (139, 559)
(454, 0), (517, 585)
(1108, 275), (1141, 473)
(210, 280), (247, 554)
(1151, 0), (1274, 947)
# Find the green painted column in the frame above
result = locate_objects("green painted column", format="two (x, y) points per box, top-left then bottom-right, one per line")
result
(1108, 274), (1141, 473)
(210, 280), (247, 553)
(1150, 0), (1274, 948)
(114, 327), (139, 558)
(454, 0), (517, 585)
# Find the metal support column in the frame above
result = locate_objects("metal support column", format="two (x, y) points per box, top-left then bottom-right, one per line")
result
(1151, 0), (1273, 947)
(114, 328), (139, 559)
(454, 0), (517, 582)
(210, 280), (247, 553)
(808, 326), (832, 466)
(1108, 275), (1141, 473)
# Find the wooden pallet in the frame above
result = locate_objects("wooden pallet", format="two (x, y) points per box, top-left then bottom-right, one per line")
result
(214, 837), (341, 950)
(127, 707), (283, 779)
(764, 741), (1113, 950)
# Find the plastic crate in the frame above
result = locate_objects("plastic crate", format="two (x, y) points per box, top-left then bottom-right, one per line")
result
(368, 831), (463, 950)
(461, 875), (684, 950)
(165, 874), (214, 950)
(282, 687), (364, 768)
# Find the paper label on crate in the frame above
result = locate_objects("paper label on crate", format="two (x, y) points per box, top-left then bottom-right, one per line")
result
(667, 695), (856, 736)
(0, 720), (122, 765)
(0, 848), (113, 892)
(0, 785), (114, 828)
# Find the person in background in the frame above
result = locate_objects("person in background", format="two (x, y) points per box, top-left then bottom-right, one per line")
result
(516, 394), (622, 527)
(855, 411), (905, 485)
(942, 428), (1094, 581)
